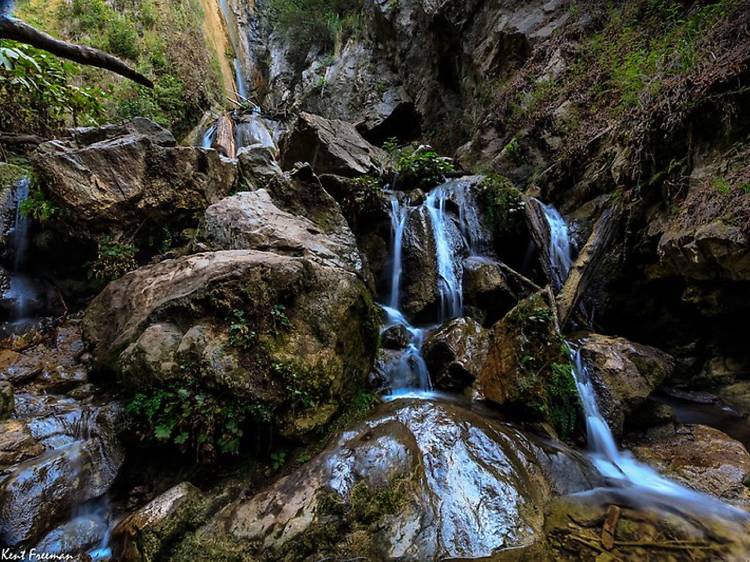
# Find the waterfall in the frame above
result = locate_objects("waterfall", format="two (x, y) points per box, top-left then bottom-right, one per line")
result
(381, 180), (481, 396)
(200, 123), (217, 149)
(233, 58), (248, 100)
(388, 196), (409, 310)
(5, 177), (35, 320)
(540, 202), (573, 289)
(540, 204), (748, 521)
(426, 187), (462, 321)
(570, 349), (748, 521)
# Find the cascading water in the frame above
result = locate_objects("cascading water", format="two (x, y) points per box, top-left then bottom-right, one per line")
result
(426, 187), (463, 321)
(200, 123), (217, 149)
(541, 203), (748, 522)
(381, 179), (486, 397)
(540, 202), (573, 289)
(5, 177), (35, 321)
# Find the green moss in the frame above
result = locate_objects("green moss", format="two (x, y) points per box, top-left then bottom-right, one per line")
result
(506, 294), (580, 438)
(478, 174), (525, 240)
(0, 163), (27, 190)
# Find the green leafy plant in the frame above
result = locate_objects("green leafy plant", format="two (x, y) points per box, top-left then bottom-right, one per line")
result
(228, 309), (258, 350)
(0, 41), (105, 135)
(126, 378), (270, 462)
(19, 187), (61, 223)
(478, 174), (525, 239)
(389, 143), (456, 189)
(270, 450), (288, 471)
(87, 236), (137, 282)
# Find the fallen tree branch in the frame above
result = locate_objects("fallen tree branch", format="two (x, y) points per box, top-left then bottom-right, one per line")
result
(0, 16), (153, 88)
(557, 205), (621, 329)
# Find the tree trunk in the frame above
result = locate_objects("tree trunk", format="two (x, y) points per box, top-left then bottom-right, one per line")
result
(0, 16), (153, 88)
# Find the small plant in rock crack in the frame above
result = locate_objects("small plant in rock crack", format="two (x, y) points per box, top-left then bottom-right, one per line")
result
(228, 309), (258, 350)
(270, 450), (288, 471)
(270, 304), (292, 334)
(126, 378), (271, 462)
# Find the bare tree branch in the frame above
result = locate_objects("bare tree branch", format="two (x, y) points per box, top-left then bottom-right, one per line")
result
(0, 16), (153, 88)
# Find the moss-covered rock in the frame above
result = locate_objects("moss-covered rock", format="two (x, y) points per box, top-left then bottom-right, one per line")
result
(476, 292), (580, 438)
(83, 250), (380, 448)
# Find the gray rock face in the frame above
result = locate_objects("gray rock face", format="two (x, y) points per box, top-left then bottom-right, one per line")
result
(281, 112), (387, 177)
(578, 334), (675, 437)
(187, 399), (598, 561)
(462, 256), (518, 326)
(31, 118), (237, 235)
(204, 189), (363, 274)
(422, 317), (490, 391)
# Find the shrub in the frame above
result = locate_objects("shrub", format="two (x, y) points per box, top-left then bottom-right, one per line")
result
(19, 186), (61, 223)
(477, 174), (525, 239)
(87, 236), (137, 283)
(0, 41), (105, 135)
(126, 379), (272, 462)
(387, 142), (456, 189)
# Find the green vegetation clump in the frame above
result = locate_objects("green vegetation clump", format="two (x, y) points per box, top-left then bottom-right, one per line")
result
(0, 41), (104, 135)
(269, 0), (362, 65)
(126, 378), (272, 462)
(477, 174), (525, 239)
(87, 235), (137, 283)
(385, 140), (456, 189)
(14, 0), (224, 136)
(19, 185), (61, 223)
(507, 294), (580, 439)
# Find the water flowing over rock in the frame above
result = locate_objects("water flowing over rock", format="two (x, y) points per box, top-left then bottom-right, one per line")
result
(178, 399), (599, 561)
(626, 424), (750, 509)
(31, 118), (237, 236)
(83, 250), (379, 438)
(0, 396), (123, 545)
(577, 334), (675, 437)
(281, 112), (387, 177)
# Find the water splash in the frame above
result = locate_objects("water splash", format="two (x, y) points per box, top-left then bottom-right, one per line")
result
(570, 349), (749, 522)
(540, 202), (573, 289)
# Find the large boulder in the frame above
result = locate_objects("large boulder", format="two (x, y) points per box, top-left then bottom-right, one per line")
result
(476, 292), (580, 438)
(422, 317), (490, 391)
(577, 334), (675, 437)
(172, 399), (599, 561)
(626, 424), (750, 508)
(83, 250), (379, 438)
(204, 189), (363, 275)
(31, 118), (237, 236)
(399, 206), (437, 318)
(281, 112), (387, 177)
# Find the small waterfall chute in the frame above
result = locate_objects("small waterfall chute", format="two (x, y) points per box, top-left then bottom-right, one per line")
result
(570, 348), (749, 522)
(426, 186), (463, 321)
(540, 202), (573, 289)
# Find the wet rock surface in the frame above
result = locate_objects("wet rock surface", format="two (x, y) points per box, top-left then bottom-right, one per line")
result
(176, 399), (599, 561)
(0, 321), (123, 547)
(626, 424), (750, 508)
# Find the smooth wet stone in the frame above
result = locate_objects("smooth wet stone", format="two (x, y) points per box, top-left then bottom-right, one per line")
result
(462, 256), (518, 326)
(0, 401), (124, 546)
(381, 324), (410, 350)
(34, 513), (109, 557)
(181, 399), (598, 561)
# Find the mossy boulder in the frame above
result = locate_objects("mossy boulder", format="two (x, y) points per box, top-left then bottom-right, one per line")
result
(83, 250), (379, 441)
(476, 292), (580, 438)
